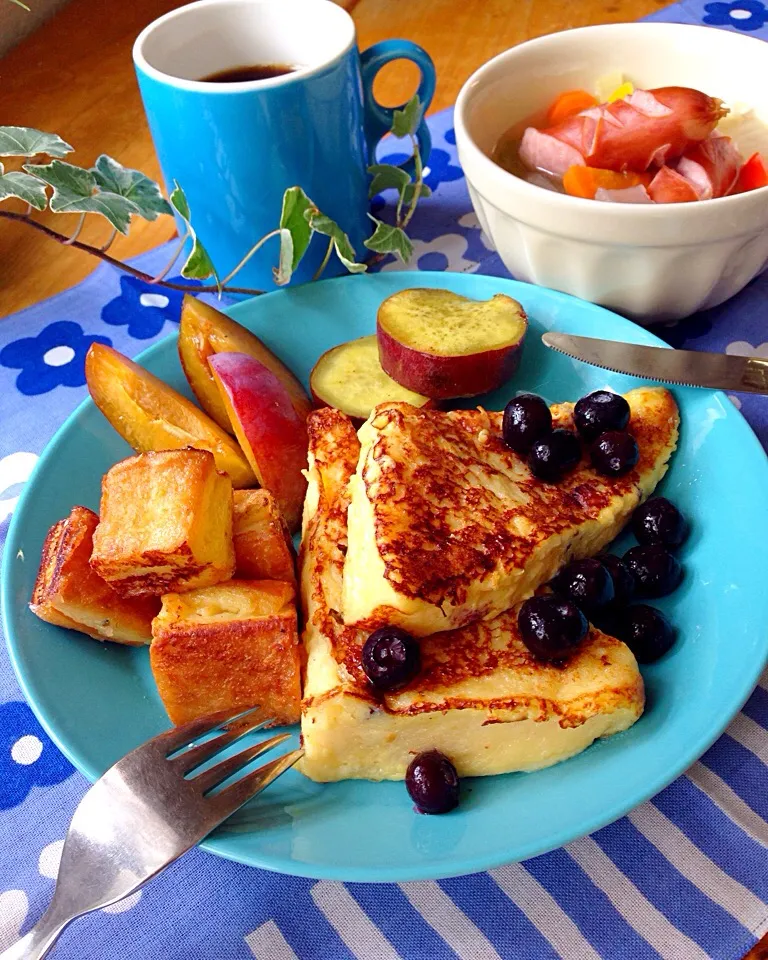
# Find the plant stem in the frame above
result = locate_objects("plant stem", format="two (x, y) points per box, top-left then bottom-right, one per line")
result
(64, 212), (86, 245)
(0, 210), (264, 296)
(399, 133), (423, 231)
(312, 237), (334, 281)
(151, 230), (189, 283)
(99, 227), (118, 253)
(220, 228), (280, 287)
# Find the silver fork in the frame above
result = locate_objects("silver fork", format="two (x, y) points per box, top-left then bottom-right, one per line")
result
(0, 708), (303, 960)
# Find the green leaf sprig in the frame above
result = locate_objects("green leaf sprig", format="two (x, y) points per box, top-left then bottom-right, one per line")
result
(0, 98), (430, 295)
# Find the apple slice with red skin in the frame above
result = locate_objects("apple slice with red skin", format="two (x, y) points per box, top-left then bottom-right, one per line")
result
(209, 352), (308, 533)
(377, 288), (528, 400)
(179, 295), (312, 432)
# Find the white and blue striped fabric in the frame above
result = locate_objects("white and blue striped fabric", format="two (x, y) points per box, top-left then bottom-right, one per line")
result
(2, 5), (768, 957)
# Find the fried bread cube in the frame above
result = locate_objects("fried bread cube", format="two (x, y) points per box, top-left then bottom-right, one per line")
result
(91, 449), (235, 596)
(150, 579), (301, 726)
(233, 489), (296, 583)
(30, 506), (159, 645)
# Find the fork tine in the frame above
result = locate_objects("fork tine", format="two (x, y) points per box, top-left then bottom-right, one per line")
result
(152, 706), (263, 755)
(211, 748), (304, 817)
(170, 714), (275, 774)
(192, 733), (292, 793)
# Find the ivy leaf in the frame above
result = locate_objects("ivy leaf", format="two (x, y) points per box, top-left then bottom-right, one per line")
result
(0, 126), (72, 159)
(401, 182), (432, 205)
(91, 155), (171, 220)
(306, 210), (367, 274)
(272, 228), (295, 286)
(363, 217), (413, 263)
(279, 186), (313, 272)
(169, 181), (220, 287)
(367, 163), (410, 199)
(25, 160), (139, 233)
(0, 163), (48, 210)
(391, 95), (422, 139)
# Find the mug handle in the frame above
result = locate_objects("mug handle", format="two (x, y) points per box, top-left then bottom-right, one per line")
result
(359, 39), (436, 175)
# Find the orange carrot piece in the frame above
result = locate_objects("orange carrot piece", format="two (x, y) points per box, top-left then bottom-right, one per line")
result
(546, 90), (599, 126)
(562, 166), (652, 200)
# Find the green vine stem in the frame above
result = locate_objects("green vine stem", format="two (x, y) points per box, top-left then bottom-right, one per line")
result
(0, 210), (264, 296)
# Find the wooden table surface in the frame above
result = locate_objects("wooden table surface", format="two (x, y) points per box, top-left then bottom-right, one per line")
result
(0, 2), (766, 957)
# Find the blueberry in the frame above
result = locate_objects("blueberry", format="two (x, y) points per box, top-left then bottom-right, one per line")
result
(624, 544), (682, 598)
(502, 393), (552, 454)
(632, 497), (687, 549)
(574, 390), (631, 442)
(597, 553), (636, 607)
(615, 604), (675, 663)
(551, 558), (614, 617)
(362, 627), (421, 691)
(528, 429), (581, 482)
(591, 430), (639, 477)
(405, 750), (460, 814)
(518, 595), (588, 661)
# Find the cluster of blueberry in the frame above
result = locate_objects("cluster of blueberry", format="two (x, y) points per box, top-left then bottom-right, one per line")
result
(519, 496), (686, 665)
(502, 389), (639, 481)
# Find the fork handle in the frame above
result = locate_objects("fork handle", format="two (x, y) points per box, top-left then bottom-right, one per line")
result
(0, 903), (75, 960)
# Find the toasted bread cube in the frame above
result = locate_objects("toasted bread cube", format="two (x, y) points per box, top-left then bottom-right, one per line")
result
(233, 489), (296, 583)
(30, 506), (159, 645)
(150, 580), (301, 726)
(91, 449), (235, 596)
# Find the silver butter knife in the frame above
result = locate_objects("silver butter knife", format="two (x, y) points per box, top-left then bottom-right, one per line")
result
(542, 332), (768, 395)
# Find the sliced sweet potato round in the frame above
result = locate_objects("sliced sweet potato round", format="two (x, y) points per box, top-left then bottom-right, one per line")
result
(310, 335), (432, 423)
(377, 288), (528, 400)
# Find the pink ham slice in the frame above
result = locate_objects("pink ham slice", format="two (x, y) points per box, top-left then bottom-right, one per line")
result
(528, 87), (726, 174)
(648, 166), (699, 203)
(519, 127), (585, 178)
(675, 134), (742, 199)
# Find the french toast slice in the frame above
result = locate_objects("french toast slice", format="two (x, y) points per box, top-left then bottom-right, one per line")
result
(299, 409), (644, 782)
(30, 506), (159, 645)
(343, 387), (679, 636)
(233, 489), (296, 584)
(91, 449), (235, 596)
(150, 579), (301, 726)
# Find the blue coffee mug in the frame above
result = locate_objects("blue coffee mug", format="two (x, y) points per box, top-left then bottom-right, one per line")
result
(133, 0), (435, 290)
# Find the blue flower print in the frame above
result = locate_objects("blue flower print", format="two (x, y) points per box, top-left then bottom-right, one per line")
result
(377, 147), (463, 193)
(0, 702), (74, 810)
(703, 0), (768, 31)
(101, 274), (194, 340)
(444, 127), (456, 146)
(0, 321), (110, 396)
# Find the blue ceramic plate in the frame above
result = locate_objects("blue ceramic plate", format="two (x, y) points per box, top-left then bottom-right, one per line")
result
(4, 272), (768, 882)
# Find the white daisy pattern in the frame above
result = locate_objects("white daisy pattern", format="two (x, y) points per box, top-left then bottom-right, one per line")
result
(0, 452), (39, 524)
(381, 233), (479, 274)
(0, 889), (28, 951)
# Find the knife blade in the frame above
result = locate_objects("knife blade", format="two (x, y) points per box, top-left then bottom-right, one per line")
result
(541, 332), (768, 395)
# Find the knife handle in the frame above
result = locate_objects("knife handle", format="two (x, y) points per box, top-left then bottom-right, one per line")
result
(743, 358), (768, 392)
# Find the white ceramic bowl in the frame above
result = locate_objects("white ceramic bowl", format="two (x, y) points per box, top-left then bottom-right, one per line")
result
(454, 23), (768, 322)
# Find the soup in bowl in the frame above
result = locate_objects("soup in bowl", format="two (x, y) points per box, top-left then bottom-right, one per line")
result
(454, 22), (768, 322)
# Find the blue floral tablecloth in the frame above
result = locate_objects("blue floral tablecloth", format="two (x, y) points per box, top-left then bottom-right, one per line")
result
(2, 5), (768, 959)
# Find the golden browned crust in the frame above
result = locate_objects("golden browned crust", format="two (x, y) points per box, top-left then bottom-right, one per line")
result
(300, 410), (644, 726)
(30, 506), (159, 645)
(150, 579), (301, 726)
(365, 391), (677, 607)
(233, 489), (296, 583)
(91, 449), (235, 596)
(345, 388), (679, 632)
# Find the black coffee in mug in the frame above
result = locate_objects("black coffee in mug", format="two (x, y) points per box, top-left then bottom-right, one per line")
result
(201, 63), (296, 82)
